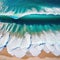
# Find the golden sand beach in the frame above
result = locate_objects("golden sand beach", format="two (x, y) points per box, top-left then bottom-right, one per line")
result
(0, 48), (60, 60)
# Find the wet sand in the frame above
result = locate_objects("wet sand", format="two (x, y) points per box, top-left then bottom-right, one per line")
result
(0, 48), (60, 60)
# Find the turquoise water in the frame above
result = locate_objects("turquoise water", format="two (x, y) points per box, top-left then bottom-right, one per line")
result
(0, 0), (60, 35)
(0, 0), (60, 19)
(1, 23), (60, 36)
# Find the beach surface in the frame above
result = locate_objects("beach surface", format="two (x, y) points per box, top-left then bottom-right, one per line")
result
(0, 48), (60, 60)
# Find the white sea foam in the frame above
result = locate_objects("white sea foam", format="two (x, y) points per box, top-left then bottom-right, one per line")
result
(20, 32), (31, 49)
(29, 45), (43, 56)
(31, 34), (40, 45)
(13, 48), (27, 58)
(0, 32), (9, 51)
(0, 30), (60, 58)
(43, 45), (50, 53)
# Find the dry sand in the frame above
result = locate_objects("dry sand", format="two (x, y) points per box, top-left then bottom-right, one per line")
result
(0, 48), (60, 60)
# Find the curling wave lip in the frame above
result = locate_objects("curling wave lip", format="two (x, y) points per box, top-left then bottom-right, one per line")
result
(0, 0), (60, 19)
(0, 7), (60, 19)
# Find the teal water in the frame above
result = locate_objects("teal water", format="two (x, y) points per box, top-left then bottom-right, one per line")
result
(0, 0), (60, 19)
(0, 0), (60, 36)
(1, 22), (60, 36)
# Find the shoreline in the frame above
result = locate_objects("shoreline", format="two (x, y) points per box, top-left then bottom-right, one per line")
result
(0, 48), (60, 60)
